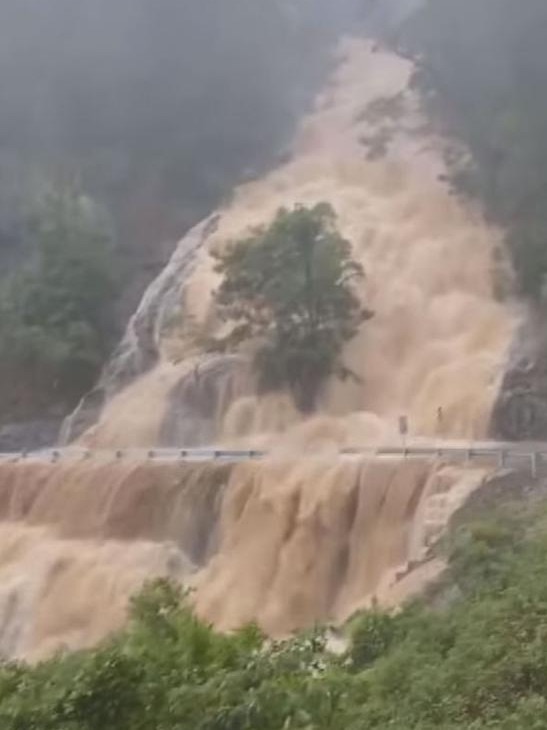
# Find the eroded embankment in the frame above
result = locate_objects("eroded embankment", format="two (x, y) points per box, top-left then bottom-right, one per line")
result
(0, 456), (489, 660)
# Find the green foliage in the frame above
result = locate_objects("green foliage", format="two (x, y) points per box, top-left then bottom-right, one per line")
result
(0, 579), (343, 730)
(212, 204), (371, 411)
(5, 508), (547, 728)
(403, 0), (547, 300)
(446, 519), (518, 596)
(0, 186), (117, 415)
(350, 610), (399, 668)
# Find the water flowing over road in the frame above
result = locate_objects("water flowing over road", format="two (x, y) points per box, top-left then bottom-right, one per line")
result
(1, 439), (546, 476)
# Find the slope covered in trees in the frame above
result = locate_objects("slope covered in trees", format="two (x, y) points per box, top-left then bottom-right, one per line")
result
(403, 0), (547, 299)
(0, 187), (117, 418)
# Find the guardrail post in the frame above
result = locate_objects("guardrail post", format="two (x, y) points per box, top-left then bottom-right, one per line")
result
(498, 449), (506, 469)
(531, 452), (539, 479)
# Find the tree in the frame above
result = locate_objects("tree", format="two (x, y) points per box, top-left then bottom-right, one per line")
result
(0, 186), (117, 415)
(212, 203), (371, 412)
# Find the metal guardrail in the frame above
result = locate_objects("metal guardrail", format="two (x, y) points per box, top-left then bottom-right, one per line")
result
(0, 447), (268, 464)
(0, 441), (547, 477)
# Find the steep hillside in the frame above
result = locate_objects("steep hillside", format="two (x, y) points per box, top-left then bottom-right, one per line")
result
(65, 40), (515, 449)
(0, 0), (356, 430)
(399, 0), (547, 439)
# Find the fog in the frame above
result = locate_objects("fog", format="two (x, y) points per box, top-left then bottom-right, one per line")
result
(0, 1), (377, 301)
(0, 0), (541, 325)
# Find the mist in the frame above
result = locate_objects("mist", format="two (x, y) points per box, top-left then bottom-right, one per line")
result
(0, 1), (363, 269)
(4, 0), (543, 432)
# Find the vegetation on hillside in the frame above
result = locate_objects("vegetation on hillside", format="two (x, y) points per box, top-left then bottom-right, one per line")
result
(403, 0), (547, 300)
(2, 493), (547, 728)
(0, 186), (117, 417)
(212, 204), (371, 412)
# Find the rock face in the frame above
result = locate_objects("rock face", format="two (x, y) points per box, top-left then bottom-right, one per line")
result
(103, 213), (220, 394)
(61, 214), (221, 444)
(159, 355), (252, 447)
(0, 419), (63, 452)
(491, 307), (547, 441)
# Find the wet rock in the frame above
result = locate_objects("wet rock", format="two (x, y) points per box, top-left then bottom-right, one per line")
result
(160, 355), (252, 447)
(0, 419), (63, 452)
(61, 214), (221, 444)
(59, 388), (106, 446)
(103, 213), (220, 395)
(492, 307), (547, 441)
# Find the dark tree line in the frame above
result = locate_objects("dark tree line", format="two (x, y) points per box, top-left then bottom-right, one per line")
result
(0, 187), (117, 417)
(403, 0), (547, 300)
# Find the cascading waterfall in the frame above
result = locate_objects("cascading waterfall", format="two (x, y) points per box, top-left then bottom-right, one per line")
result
(0, 456), (487, 659)
(0, 39), (518, 660)
(82, 39), (516, 450)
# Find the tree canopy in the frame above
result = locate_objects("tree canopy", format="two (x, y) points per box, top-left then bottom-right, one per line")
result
(0, 186), (117, 417)
(212, 204), (371, 412)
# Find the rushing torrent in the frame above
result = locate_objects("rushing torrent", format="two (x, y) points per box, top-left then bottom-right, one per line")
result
(82, 39), (516, 450)
(0, 455), (488, 659)
(0, 40), (518, 659)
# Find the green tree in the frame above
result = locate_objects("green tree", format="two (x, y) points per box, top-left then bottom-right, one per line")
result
(0, 186), (117, 415)
(212, 203), (371, 412)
